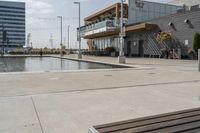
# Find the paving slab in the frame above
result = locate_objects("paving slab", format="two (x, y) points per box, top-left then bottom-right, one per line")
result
(32, 82), (200, 133)
(0, 97), (42, 133)
(0, 56), (200, 133)
(0, 67), (200, 97)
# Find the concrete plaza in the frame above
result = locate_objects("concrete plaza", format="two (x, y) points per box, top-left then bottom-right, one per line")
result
(0, 55), (200, 133)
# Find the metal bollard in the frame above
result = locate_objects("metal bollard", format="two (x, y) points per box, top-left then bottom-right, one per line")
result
(198, 49), (200, 72)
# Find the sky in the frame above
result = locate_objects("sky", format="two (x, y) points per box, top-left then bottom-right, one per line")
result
(2, 0), (172, 48)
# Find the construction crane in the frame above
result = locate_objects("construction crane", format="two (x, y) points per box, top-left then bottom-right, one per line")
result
(49, 33), (54, 49)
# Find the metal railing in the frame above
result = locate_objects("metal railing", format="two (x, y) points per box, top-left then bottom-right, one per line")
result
(79, 19), (127, 37)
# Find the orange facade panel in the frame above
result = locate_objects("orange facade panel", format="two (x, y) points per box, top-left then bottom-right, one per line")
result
(83, 23), (157, 39)
(126, 23), (158, 33)
(84, 3), (128, 25)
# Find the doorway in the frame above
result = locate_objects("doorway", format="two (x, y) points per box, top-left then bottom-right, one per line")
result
(127, 41), (131, 56)
(139, 40), (144, 57)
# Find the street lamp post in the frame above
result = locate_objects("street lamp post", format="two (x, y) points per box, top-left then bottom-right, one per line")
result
(57, 16), (64, 56)
(74, 1), (82, 59)
(67, 25), (70, 54)
(57, 16), (63, 46)
(118, 0), (126, 64)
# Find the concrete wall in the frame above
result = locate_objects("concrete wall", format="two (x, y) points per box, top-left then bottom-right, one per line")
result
(148, 10), (200, 50)
(128, 0), (180, 25)
(126, 10), (200, 57)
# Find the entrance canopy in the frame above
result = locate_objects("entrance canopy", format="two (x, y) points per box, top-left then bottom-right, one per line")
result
(83, 29), (119, 39)
(126, 23), (158, 33)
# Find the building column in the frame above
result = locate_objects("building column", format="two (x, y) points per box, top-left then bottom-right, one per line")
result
(198, 49), (200, 72)
(116, 4), (119, 20)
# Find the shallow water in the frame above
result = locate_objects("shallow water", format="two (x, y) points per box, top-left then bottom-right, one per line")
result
(0, 57), (124, 72)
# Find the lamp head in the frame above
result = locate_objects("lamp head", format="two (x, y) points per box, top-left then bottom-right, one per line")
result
(184, 19), (189, 23)
(74, 2), (80, 4)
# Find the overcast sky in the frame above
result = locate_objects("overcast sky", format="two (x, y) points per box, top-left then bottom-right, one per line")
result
(2, 0), (172, 48)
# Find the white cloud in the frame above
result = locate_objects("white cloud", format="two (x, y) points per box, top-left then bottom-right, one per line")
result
(26, 0), (54, 16)
(1, 0), (54, 16)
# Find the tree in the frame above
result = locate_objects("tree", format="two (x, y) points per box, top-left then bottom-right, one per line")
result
(193, 33), (200, 52)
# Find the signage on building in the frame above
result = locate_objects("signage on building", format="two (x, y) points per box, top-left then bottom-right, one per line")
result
(120, 33), (126, 37)
(185, 40), (189, 46)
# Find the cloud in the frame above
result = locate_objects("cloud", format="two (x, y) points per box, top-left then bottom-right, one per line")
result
(1, 0), (54, 16)
(26, 0), (54, 16)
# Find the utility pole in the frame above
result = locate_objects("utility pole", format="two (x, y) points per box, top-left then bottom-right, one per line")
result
(74, 2), (82, 59)
(118, 0), (126, 63)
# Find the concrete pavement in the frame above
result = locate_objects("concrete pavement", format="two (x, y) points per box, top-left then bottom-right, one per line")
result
(0, 55), (200, 133)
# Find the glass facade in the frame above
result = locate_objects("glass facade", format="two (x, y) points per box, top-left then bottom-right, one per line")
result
(128, 0), (181, 24)
(0, 1), (25, 51)
(79, 20), (120, 37)
(93, 37), (120, 51)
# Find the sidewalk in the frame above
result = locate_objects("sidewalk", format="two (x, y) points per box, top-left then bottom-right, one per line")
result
(0, 55), (199, 133)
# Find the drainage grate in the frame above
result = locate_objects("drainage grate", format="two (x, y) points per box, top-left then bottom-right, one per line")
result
(104, 75), (112, 77)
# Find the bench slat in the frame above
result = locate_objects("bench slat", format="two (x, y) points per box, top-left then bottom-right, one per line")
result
(96, 110), (200, 133)
(95, 108), (200, 129)
(100, 116), (200, 133)
(90, 108), (200, 133)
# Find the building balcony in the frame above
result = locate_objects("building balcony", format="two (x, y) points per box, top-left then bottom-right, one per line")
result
(79, 19), (127, 39)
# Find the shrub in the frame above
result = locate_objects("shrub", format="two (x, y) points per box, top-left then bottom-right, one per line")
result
(105, 47), (116, 53)
(157, 31), (172, 43)
(193, 32), (200, 52)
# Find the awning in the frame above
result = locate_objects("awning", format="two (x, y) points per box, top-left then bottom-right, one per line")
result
(126, 23), (158, 33)
(83, 29), (119, 39)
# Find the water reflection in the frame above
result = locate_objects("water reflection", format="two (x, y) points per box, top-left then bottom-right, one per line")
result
(60, 59), (65, 70)
(0, 57), (25, 72)
(0, 57), (123, 72)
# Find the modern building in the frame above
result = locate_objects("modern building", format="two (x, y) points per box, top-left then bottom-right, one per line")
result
(125, 0), (200, 58)
(79, 3), (128, 53)
(0, 1), (25, 52)
(80, 0), (200, 59)
(79, 1), (180, 55)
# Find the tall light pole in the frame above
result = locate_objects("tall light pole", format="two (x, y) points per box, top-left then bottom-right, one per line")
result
(67, 25), (70, 50)
(74, 1), (82, 59)
(118, 0), (126, 63)
(57, 16), (63, 47)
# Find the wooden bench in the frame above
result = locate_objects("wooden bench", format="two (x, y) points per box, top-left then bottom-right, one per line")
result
(88, 107), (200, 133)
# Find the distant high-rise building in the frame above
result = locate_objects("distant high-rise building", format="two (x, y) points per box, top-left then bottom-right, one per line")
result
(26, 33), (32, 48)
(0, 1), (25, 52)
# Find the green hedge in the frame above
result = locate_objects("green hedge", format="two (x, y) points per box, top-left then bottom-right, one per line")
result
(193, 33), (200, 52)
